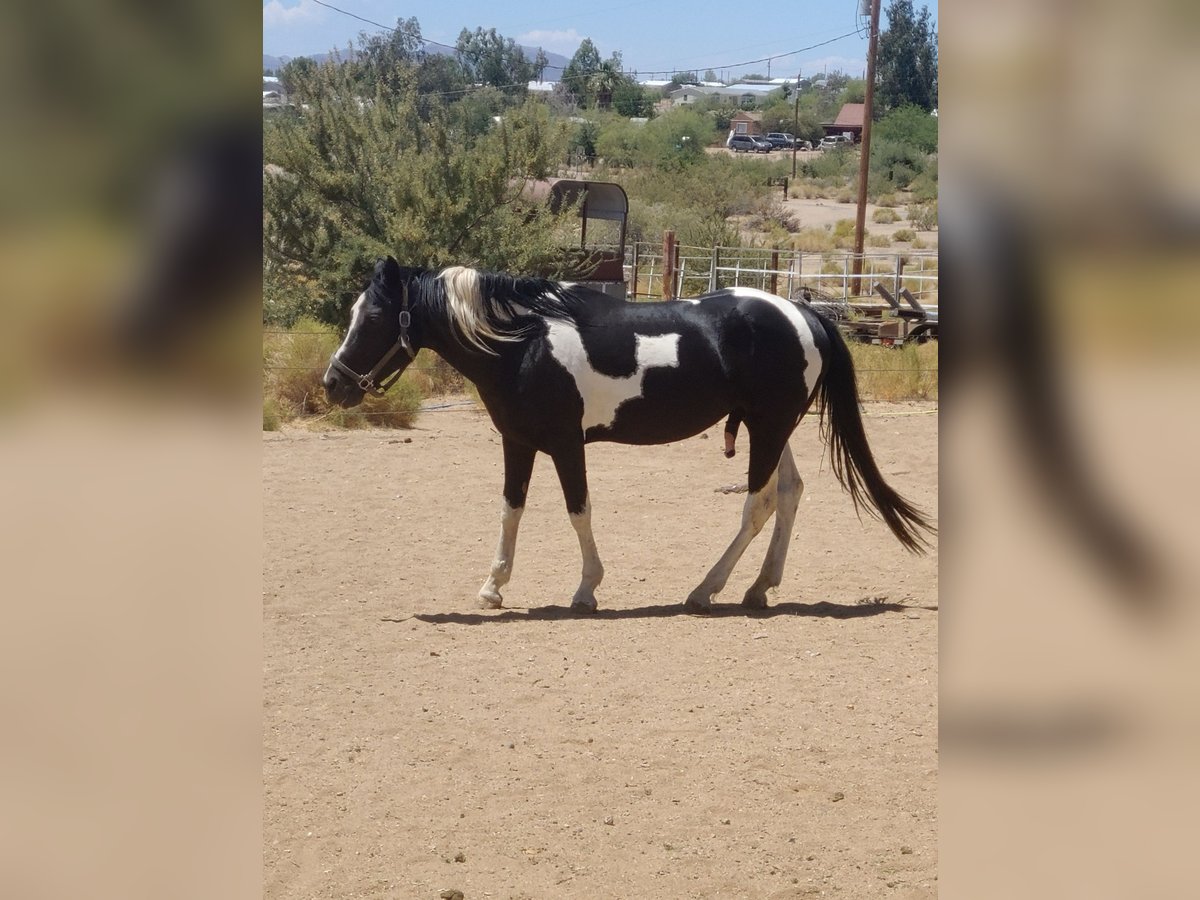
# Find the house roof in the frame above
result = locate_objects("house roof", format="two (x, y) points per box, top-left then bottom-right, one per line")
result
(833, 103), (865, 128)
(730, 111), (762, 121)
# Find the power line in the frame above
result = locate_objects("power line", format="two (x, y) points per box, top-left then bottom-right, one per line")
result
(305, 1), (859, 85)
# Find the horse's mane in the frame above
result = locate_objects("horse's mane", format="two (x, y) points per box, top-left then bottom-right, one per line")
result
(417, 266), (589, 354)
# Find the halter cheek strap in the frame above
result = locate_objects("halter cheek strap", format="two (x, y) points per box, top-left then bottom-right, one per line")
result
(330, 284), (415, 397)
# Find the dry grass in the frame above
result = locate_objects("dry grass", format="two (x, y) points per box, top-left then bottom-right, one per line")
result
(872, 207), (900, 224)
(263, 319), (423, 429)
(848, 340), (939, 401)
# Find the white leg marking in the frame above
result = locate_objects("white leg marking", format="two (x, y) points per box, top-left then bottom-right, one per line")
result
(685, 468), (780, 609)
(478, 500), (524, 609)
(568, 497), (604, 611)
(744, 443), (804, 607)
(545, 320), (681, 431)
(727, 286), (825, 398)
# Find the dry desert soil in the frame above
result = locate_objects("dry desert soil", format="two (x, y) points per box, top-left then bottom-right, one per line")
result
(264, 399), (938, 899)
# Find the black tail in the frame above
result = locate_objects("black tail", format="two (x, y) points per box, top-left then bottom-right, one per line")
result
(812, 313), (936, 553)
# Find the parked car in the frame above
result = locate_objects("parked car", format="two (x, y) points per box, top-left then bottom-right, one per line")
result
(818, 134), (853, 150)
(794, 139), (813, 151)
(765, 132), (796, 149)
(728, 134), (772, 153)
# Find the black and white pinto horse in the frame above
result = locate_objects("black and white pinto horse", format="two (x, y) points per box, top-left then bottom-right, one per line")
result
(323, 257), (934, 613)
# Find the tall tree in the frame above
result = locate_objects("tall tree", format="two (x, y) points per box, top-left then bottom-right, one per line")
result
(455, 27), (534, 96)
(263, 65), (573, 324)
(533, 48), (549, 82)
(876, 0), (938, 112)
(562, 38), (602, 105)
(355, 16), (425, 94)
(589, 57), (623, 110)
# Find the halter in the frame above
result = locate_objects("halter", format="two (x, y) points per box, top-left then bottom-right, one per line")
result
(329, 285), (415, 397)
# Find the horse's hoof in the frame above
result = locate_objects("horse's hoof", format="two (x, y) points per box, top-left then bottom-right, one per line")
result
(741, 590), (769, 609)
(684, 590), (713, 614)
(478, 591), (504, 610)
(570, 598), (598, 614)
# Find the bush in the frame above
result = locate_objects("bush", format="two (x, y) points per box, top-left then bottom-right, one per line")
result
(867, 233), (893, 248)
(893, 228), (916, 242)
(872, 207), (899, 224)
(907, 201), (938, 231)
(263, 318), (424, 429)
(848, 341), (938, 401)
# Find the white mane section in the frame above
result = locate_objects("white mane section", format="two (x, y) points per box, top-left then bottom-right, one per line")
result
(545, 320), (681, 432)
(440, 266), (520, 354)
(728, 286), (824, 399)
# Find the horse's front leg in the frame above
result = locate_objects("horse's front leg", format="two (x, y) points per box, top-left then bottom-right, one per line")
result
(551, 443), (604, 613)
(478, 437), (537, 609)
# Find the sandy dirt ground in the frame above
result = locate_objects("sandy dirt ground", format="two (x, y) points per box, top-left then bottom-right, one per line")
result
(708, 147), (938, 245)
(264, 399), (938, 899)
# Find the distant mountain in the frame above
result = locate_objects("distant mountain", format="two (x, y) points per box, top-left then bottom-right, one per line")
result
(263, 45), (570, 82)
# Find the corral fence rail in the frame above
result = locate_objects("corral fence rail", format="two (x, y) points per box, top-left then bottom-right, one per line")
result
(625, 241), (938, 306)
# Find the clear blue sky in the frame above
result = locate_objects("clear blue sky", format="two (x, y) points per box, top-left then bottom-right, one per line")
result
(264, 0), (937, 80)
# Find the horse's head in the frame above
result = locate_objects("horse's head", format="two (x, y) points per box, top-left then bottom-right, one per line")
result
(323, 256), (420, 407)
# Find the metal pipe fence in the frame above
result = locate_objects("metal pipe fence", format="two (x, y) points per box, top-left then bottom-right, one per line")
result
(627, 242), (938, 306)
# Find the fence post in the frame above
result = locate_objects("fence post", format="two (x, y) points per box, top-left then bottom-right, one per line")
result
(842, 255), (849, 300)
(894, 253), (903, 303)
(770, 250), (780, 296)
(709, 244), (719, 292)
(673, 241), (681, 298)
(630, 242), (640, 300)
(662, 230), (676, 300)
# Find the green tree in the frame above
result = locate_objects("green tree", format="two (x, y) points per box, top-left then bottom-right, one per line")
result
(263, 66), (573, 325)
(354, 17), (425, 94)
(533, 48), (549, 82)
(874, 104), (938, 153)
(876, 0), (938, 112)
(612, 80), (653, 118)
(562, 38), (602, 105)
(703, 69), (719, 83)
(589, 58), (623, 110)
(279, 56), (317, 101)
(455, 27), (534, 96)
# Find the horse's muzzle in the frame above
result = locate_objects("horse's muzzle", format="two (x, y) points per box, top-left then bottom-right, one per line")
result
(322, 367), (365, 408)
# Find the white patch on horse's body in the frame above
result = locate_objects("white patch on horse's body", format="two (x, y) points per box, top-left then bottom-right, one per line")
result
(728, 286), (824, 397)
(333, 292), (366, 362)
(544, 320), (681, 432)
(675, 297), (701, 305)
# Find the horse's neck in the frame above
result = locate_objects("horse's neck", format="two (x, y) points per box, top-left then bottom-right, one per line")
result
(420, 317), (502, 385)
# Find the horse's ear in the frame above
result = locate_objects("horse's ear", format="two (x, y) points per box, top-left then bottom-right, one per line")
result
(373, 256), (402, 288)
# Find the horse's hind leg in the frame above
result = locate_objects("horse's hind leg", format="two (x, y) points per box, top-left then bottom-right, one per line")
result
(478, 438), (536, 609)
(742, 442), (803, 608)
(685, 430), (786, 612)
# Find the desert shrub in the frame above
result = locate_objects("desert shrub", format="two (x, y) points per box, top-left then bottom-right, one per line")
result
(910, 237), (929, 249)
(263, 318), (423, 429)
(893, 228), (916, 242)
(907, 201), (938, 231)
(867, 233), (893, 248)
(909, 168), (938, 203)
(875, 192), (899, 207)
(848, 340), (939, 401)
(832, 219), (856, 241)
(872, 207), (900, 224)
(263, 396), (282, 431)
(791, 227), (836, 252)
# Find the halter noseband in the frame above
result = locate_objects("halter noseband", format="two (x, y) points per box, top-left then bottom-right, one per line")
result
(329, 284), (415, 397)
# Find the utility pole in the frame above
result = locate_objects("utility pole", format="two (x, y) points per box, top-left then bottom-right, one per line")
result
(851, 0), (882, 296)
(791, 70), (801, 177)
